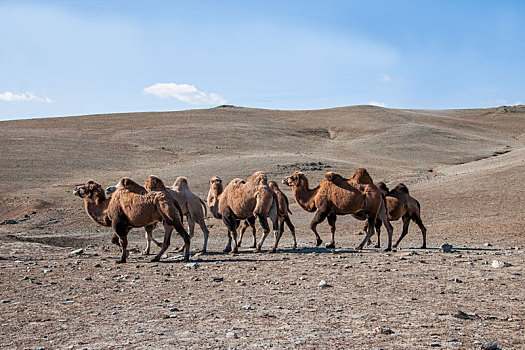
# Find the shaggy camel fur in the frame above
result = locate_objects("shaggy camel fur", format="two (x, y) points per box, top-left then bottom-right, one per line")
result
(361, 182), (427, 249)
(207, 172), (280, 254)
(283, 168), (394, 251)
(238, 180), (297, 249)
(75, 177), (190, 263)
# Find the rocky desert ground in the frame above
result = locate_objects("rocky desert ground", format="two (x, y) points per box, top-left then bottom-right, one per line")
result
(0, 105), (524, 349)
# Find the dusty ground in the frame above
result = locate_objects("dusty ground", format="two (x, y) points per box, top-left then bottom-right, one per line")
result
(0, 105), (524, 349)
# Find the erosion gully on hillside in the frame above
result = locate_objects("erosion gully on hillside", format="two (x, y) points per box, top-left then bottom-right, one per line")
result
(1, 105), (524, 348)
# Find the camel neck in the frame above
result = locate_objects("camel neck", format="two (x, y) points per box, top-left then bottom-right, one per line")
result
(292, 181), (318, 212)
(207, 186), (223, 219)
(85, 197), (111, 227)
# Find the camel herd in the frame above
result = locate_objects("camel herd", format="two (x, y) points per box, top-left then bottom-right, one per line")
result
(74, 169), (427, 263)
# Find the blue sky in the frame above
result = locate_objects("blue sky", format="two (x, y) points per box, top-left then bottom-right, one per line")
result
(1, 0), (524, 120)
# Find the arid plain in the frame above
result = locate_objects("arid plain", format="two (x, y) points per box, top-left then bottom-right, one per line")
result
(0, 105), (524, 349)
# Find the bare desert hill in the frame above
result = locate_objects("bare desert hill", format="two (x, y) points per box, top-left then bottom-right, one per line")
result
(0, 105), (524, 348)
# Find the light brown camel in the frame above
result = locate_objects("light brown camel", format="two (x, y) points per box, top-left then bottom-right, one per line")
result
(207, 171), (281, 254)
(74, 177), (190, 263)
(360, 182), (427, 249)
(282, 168), (394, 251)
(145, 176), (210, 253)
(238, 180), (297, 249)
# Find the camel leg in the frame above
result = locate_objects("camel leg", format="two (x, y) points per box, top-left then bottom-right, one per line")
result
(393, 215), (411, 249)
(198, 218), (210, 253)
(310, 209), (329, 247)
(179, 217), (195, 252)
(326, 213), (337, 248)
(284, 215), (297, 249)
(238, 220), (250, 247)
(356, 216), (376, 251)
(151, 222), (174, 262)
(254, 214), (271, 253)
(413, 216), (427, 249)
(112, 224), (129, 264)
(378, 209), (394, 252)
(142, 225), (157, 255)
(110, 233), (121, 250)
(248, 216), (257, 248)
(222, 211), (238, 254)
(224, 232), (232, 253)
(373, 219), (382, 248)
(268, 208), (282, 254)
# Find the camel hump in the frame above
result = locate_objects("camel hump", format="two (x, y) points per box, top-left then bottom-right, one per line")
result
(324, 171), (344, 182)
(119, 177), (147, 194)
(248, 171), (268, 185)
(351, 168), (374, 184)
(376, 181), (390, 195)
(268, 180), (280, 191)
(173, 176), (189, 190)
(145, 175), (167, 191)
(391, 183), (409, 195)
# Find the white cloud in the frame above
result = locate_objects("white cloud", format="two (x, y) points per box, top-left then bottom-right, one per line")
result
(379, 73), (391, 83)
(369, 101), (387, 107)
(0, 91), (53, 103)
(144, 83), (227, 106)
(484, 99), (522, 107)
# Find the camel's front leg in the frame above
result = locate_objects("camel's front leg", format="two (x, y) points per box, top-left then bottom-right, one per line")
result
(254, 214), (271, 253)
(238, 220), (249, 247)
(151, 222), (174, 262)
(326, 213), (337, 248)
(310, 209), (328, 247)
(112, 224), (130, 264)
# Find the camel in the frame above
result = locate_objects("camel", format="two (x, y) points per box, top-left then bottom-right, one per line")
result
(360, 182), (427, 249)
(149, 176), (210, 253)
(74, 177), (190, 263)
(207, 171), (281, 254)
(282, 168), (394, 251)
(238, 180), (297, 249)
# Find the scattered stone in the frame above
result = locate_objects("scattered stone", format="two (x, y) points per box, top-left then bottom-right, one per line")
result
(454, 311), (471, 320)
(484, 243), (492, 247)
(243, 305), (255, 310)
(447, 338), (457, 342)
(184, 262), (198, 269)
(342, 328), (353, 333)
(94, 263), (102, 268)
(69, 248), (84, 256)
(1, 300), (11, 303)
(440, 243), (453, 253)
(429, 343), (441, 347)
(491, 260), (511, 268)
(226, 332), (238, 339)
(169, 307), (180, 312)
(43, 269), (52, 273)
(84, 276), (92, 281)
(213, 277), (224, 282)
(481, 342), (498, 350)
(1, 219), (18, 225)
(318, 280), (331, 288)
(454, 278), (463, 283)
(374, 326), (395, 335)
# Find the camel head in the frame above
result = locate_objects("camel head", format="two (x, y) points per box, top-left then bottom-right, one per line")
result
(283, 171), (307, 187)
(145, 175), (166, 191)
(268, 180), (279, 191)
(209, 176), (223, 193)
(172, 176), (189, 191)
(74, 180), (106, 203)
(390, 183), (409, 195)
(105, 181), (120, 196)
(247, 171), (268, 186)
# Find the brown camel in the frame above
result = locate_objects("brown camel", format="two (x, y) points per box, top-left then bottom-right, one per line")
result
(238, 180), (297, 249)
(282, 168), (394, 251)
(207, 171), (280, 254)
(361, 182), (427, 249)
(144, 176), (210, 253)
(74, 177), (190, 263)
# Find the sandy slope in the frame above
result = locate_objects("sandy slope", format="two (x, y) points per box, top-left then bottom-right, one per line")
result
(0, 105), (524, 349)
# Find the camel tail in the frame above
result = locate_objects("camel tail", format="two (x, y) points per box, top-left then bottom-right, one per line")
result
(198, 197), (208, 217)
(415, 198), (421, 211)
